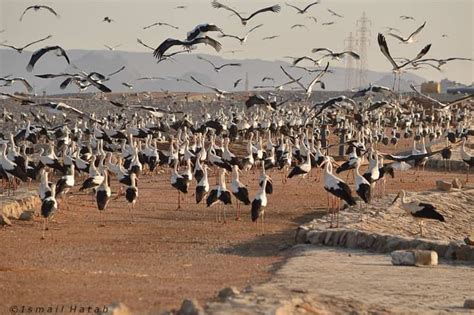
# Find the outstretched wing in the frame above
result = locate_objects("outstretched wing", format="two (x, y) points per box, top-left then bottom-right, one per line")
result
(190, 76), (225, 94)
(247, 23), (264, 35)
(293, 56), (317, 66)
(303, 1), (319, 12)
(197, 55), (217, 68)
(41, 5), (60, 17)
(188, 36), (222, 53)
(285, 2), (303, 13)
(312, 47), (333, 54)
(85, 74), (112, 93)
(307, 62), (329, 92)
(11, 78), (33, 93)
(211, 1), (242, 19)
(409, 84), (446, 108)
(19, 6), (34, 21)
(410, 44), (432, 63)
(247, 5), (281, 21)
(27, 46), (70, 72)
(342, 51), (360, 59)
(137, 38), (154, 51)
(0, 43), (18, 50)
(107, 65), (125, 77)
(153, 38), (184, 59)
(408, 21), (426, 39)
(280, 66), (306, 90)
(218, 63), (242, 70)
(328, 9), (342, 17)
(387, 32), (406, 42)
(22, 34), (52, 50)
(377, 33), (399, 69)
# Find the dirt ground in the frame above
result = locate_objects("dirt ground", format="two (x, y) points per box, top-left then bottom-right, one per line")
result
(257, 246), (474, 314)
(0, 160), (469, 314)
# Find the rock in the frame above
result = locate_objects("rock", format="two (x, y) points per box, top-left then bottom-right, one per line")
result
(452, 178), (463, 189)
(0, 214), (12, 226)
(391, 250), (438, 266)
(19, 209), (35, 221)
(464, 299), (474, 309)
(178, 299), (203, 315)
(436, 180), (452, 191)
(465, 236), (474, 246)
(454, 246), (474, 261)
(218, 286), (240, 300)
(295, 226), (309, 244)
(100, 302), (132, 315)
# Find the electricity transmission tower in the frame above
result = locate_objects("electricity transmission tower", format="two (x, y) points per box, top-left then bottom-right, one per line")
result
(344, 32), (356, 90)
(356, 12), (371, 88)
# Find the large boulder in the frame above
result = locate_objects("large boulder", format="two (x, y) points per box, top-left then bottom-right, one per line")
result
(391, 250), (438, 266)
(436, 180), (452, 191)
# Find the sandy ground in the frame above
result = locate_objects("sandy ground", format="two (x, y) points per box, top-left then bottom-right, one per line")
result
(0, 164), (470, 314)
(258, 246), (474, 314)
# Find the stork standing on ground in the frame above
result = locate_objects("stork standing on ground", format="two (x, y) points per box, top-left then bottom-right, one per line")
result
(41, 185), (57, 240)
(195, 164), (210, 204)
(171, 161), (189, 210)
(287, 153), (311, 181)
(354, 158), (371, 221)
(251, 175), (268, 235)
(206, 168), (232, 223)
(231, 165), (250, 220)
(391, 190), (445, 237)
(96, 170), (111, 226)
(322, 156), (356, 228)
(460, 137), (474, 182)
(55, 164), (75, 210)
(125, 173), (138, 221)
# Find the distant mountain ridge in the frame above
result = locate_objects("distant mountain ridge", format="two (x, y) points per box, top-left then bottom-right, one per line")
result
(0, 49), (428, 95)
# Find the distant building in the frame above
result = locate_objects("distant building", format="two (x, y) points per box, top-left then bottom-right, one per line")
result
(447, 86), (474, 94)
(420, 81), (440, 94)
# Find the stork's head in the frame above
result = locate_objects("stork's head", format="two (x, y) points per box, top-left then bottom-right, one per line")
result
(391, 190), (405, 205)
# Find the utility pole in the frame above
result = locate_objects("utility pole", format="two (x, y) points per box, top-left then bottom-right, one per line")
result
(344, 32), (356, 90)
(356, 12), (371, 88)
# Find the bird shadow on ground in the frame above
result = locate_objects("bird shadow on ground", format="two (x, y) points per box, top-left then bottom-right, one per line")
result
(217, 209), (326, 259)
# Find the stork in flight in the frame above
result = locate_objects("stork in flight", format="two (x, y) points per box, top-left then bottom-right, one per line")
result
(143, 22), (179, 30)
(190, 76), (228, 99)
(153, 24), (222, 60)
(218, 24), (263, 45)
(196, 55), (241, 72)
(285, 1), (319, 14)
(280, 63), (329, 100)
(387, 21), (426, 44)
(0, 35), (52, 54)
(19, 5), (59, 21)
(104, 44), (122, 51)
(211, 1), (281, 25)
(377, 33), (431, 89)
(0, 77), (34, 93)
(312, 48), (360, 61)
(327, 8), (343, 18)
(26, 45), (70, 72)
(23, 102), (103, 124)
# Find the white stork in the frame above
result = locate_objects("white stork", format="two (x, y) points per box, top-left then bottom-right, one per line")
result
(392, 190), (445, 237)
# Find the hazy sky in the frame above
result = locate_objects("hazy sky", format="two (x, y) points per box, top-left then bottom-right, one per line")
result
(1, 0), (473, 84)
